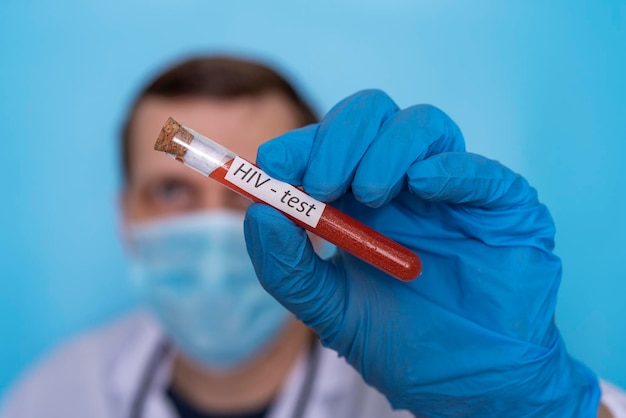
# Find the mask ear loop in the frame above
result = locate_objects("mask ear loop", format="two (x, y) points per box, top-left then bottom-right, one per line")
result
(128, 338), (172, 418)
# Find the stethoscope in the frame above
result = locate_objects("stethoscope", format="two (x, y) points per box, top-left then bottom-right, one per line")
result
(129, 338), (321, 418)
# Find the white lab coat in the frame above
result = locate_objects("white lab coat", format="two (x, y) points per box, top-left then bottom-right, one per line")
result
(3, 312), (626, 418)
(0, 311), (412, 418)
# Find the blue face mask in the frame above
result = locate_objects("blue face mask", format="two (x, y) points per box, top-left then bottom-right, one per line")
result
(129, 210), (290, 370)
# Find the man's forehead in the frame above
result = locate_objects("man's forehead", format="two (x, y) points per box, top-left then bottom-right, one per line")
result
(131, 94), (300, 159)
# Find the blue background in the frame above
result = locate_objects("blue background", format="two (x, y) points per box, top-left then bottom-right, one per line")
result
(1, 0), (625, 396)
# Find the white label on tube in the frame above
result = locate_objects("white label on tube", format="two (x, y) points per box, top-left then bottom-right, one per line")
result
(225, 156), (326, 228)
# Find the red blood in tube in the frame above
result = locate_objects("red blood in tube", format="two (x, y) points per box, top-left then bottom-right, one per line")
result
(208, 159), (422, 281)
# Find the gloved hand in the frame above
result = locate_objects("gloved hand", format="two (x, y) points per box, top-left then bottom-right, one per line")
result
(243, 90), (600, 417)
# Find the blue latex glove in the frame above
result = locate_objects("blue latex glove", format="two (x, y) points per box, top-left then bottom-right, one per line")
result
(243, 90), (600, 417)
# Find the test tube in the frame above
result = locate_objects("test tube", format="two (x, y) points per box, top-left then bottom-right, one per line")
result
(154, 117), (422, 282)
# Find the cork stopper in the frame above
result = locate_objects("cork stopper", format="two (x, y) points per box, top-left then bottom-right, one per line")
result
(154, 117), (193, 158)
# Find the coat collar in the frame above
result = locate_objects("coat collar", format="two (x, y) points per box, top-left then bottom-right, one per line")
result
(107, 311), (360, 418)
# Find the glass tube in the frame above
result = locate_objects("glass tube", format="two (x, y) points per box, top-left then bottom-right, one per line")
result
(155, 117), (422, 281)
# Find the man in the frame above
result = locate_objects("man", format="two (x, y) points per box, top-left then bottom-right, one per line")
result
(3, 56), (625, 417)
(1, 57), (411, 417)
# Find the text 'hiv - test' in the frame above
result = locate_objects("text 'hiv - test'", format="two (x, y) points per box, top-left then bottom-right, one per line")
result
(224, 156), (326, 228)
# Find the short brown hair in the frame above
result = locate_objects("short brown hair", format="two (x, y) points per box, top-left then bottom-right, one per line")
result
(121, 56), (318, 182)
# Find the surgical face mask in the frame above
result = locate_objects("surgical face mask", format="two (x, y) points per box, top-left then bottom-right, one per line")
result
(129, 210), (290, 370)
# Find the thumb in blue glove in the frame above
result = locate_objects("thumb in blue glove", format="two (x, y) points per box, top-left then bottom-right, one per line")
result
(243, 90), (600, 417)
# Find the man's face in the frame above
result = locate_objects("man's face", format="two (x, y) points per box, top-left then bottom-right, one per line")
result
(123, 93), (302, 222)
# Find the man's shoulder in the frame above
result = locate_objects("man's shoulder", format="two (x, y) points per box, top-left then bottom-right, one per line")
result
(1, 310), (161, 418)
(72, 310), (159, 357)
(30, 310), (157, 375)
(600, 380), (626, 417)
